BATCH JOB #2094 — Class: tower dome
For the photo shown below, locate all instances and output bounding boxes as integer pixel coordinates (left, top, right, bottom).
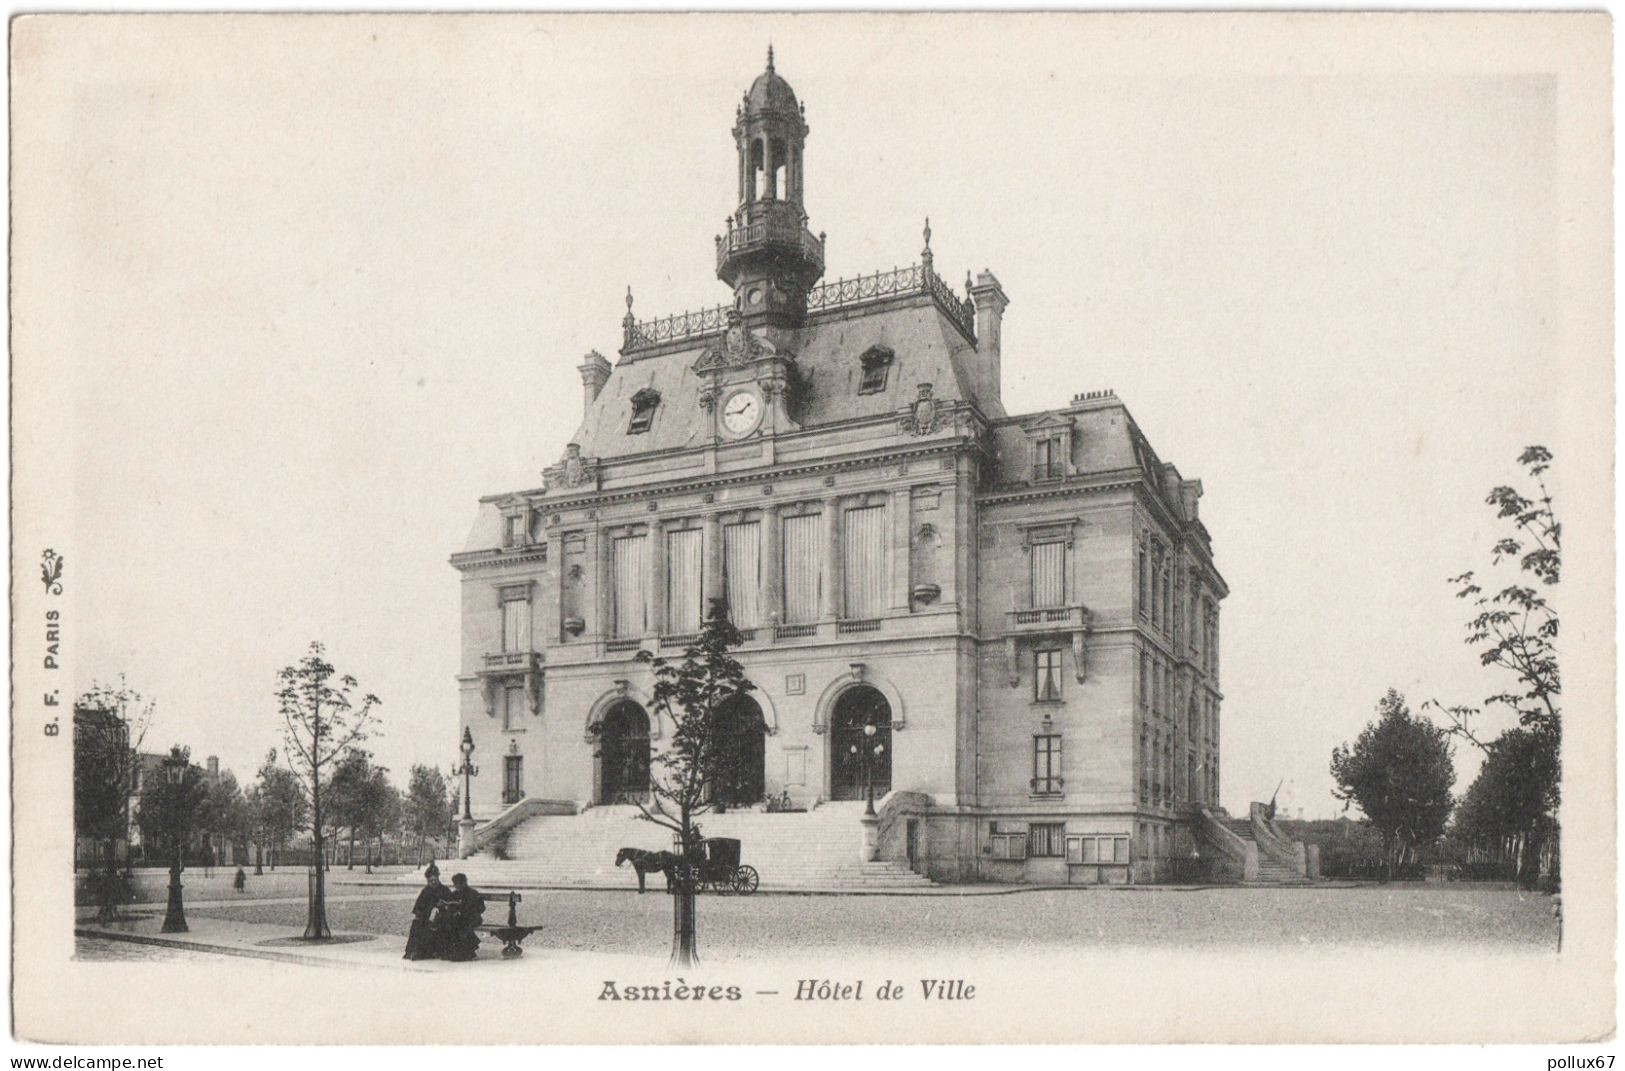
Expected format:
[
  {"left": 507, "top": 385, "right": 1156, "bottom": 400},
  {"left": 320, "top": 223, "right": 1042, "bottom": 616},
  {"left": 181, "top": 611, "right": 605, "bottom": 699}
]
[{"left": 744, "top": 47, "right": 800, "bottom": 116}]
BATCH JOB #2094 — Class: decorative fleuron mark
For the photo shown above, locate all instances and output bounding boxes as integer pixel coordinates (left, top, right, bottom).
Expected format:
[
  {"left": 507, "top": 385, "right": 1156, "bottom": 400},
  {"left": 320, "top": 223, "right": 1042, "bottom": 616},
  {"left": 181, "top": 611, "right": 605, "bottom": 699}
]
[{"left": 40, "top": 549, "right": 63, "bottom": 595}]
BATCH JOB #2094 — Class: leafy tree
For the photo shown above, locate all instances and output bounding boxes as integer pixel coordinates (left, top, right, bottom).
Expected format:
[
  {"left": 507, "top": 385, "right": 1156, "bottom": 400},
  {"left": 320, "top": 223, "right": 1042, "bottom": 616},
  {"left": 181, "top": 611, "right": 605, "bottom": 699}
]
[
  {"left": 198, "top": 771, "right": 251, "bottom": 867},
  {"left": 355, "top": 764, "right": 399, "bottom": 872},
  {"left": 1451, "top": 727, "right": 1560, "bottom": 882},
  {"left": 248, "top": 750, "right": 308, "bottom": 871},
  {"left": 328, "top": 751, "right": 373, "bottom": 868},
  {"left": 276, "top": 641, "right": 381, "bottom": 940},
  {"left": 135, "top": 747, "right": 208, "bottom": 864},
  {"left": 602, "top": 599, "right": 758, "bottom": 966},
  {"left": 1330, "top": 689, "right": 1455, "bottom": 872},
  {"left": 72, "top": 678, "right": 154, "bottom": 876},
  {"left": 404, "top": 764, "right": 453, "bottom": 865}
]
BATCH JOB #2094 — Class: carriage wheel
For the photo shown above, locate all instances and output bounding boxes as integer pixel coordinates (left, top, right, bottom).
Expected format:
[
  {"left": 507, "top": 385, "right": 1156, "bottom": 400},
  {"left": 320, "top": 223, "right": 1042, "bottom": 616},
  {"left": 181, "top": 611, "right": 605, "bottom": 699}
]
[
  {"left": 733, "top": 866, "right": 759, "bottom": 895},
  {"left": 712, "top": 876, "right": 734, "bottom": 896}
]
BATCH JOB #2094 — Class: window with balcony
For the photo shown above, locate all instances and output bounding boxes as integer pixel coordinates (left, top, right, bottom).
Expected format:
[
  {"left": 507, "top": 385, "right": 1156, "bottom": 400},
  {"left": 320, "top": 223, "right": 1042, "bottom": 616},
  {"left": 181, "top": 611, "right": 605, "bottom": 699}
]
[
  {"left": 781, "top": 513, "right": 822, "bottom": 625},
  {"left": 1030, "top": 540, "right": 1066, "bottom": 608},
  {"left": 501, "top": 590, "right": 532, "bottom": 654},
  {"left": 1033, "top": 649, "right": 1063, "bottom": 702},
  {"left": 1027, "top": 822, "right": 1065, "bottom": 858},
  {"left": 627, "top": 388, "right": 660, "bottom": 435},
  {"left": 665, "top": 527, "right": 702, "bottom": 635},
  {"left": 1032, "top": 734, "right": 1063, "bottom": 795},
  {"left": 842, "top": 505, "right": 887, "bottom": 619},
  {"left": 723, "top": 521, "right": 761, "bottom": 628},
  {"left": 857, "top": 345, "right": 894, "bottom": 394},
  {"left": 612, "top": 533, "right": 649, "bottom": 638}
]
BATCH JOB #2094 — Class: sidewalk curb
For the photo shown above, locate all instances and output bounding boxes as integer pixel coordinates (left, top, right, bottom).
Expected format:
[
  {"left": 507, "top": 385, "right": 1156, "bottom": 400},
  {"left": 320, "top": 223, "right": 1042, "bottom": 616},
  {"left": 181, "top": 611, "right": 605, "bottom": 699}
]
[{"left": 74, "top": 927, "right": 432, "bottom": 972}]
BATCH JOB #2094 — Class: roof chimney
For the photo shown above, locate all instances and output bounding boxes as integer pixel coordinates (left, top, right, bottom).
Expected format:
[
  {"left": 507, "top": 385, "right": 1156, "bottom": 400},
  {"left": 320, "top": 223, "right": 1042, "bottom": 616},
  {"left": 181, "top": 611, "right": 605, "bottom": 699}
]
[
  {"left": 577, "top": 350, "right": 611, "bottom": 419},
  {"left": 970, "top": 270, "right": 1010, "bottom": 408}
]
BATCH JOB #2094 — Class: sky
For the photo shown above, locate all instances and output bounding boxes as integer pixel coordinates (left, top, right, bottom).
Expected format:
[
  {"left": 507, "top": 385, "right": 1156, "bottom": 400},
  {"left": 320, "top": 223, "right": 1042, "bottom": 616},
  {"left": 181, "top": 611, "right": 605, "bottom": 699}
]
[{"left": 24, "top": 15, "right": 1585, "bottom": 819}]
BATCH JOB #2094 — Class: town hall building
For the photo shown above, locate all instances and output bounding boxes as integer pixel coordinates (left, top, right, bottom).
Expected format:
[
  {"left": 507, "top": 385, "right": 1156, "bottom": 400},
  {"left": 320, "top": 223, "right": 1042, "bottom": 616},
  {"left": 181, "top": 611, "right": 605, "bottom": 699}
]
[{"left": 449, "top": 54, "right": 1255, "bottom": 886}]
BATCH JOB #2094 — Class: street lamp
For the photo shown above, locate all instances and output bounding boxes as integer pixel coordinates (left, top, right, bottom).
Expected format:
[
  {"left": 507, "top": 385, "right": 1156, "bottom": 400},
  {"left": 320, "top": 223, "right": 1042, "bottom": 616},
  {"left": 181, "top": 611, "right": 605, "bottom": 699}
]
[
  {"left": 851, "top": 722, "right": 885, "bottom": 817},
  {"left": 160, "top": 746, "right": 189, "bottom": 933},
  {"left": 452, "top": 727, "right": 479, "bottom": 820}
]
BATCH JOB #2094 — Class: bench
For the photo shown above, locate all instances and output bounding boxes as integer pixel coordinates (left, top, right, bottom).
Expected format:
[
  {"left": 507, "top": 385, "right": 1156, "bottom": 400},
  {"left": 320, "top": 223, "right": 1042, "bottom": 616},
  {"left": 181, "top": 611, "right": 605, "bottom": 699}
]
[{"left": 474, "top": 891, "right": 542, "bottom": 958}]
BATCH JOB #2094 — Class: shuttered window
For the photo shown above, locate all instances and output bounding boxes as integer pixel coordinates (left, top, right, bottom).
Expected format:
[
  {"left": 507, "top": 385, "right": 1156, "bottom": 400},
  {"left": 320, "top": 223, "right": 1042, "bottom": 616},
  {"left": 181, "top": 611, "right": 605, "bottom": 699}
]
[
  {"left": 612, "top": 535, "right": 649, "bottom": 638},
  {"left": 1031, "top": 540, "right": 1066, "bottom": 607},
  {"left": 723, "top": 522, "right": 761, "bottom": 628},
  {"left": 782, "top": 514, "right": 821, "bottom": 624},
  {"left": 502, "top": 596, "right": 531, "bottom": 653},
  {"left": 842, "top": 505, "right": 887, "bottom": 618},
  {"left": 665, "top": 528, "right": 703, "bottom": 634}
]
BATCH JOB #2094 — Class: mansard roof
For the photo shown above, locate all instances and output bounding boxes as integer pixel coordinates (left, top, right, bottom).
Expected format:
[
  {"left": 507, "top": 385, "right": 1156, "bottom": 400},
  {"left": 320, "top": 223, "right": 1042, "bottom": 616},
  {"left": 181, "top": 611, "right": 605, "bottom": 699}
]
[{"left": 561, "top": 297, "right": 986, "bottom": 466}]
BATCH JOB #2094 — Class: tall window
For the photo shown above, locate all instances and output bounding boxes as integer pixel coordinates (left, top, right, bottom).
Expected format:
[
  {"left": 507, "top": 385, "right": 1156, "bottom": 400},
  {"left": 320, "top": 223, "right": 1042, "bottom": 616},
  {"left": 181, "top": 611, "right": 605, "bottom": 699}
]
[
  {"left": 1027, "top": 822, "right": 1065, "bottom": 858},
  {"left": 781, "top": 513, "right": 821, "bottom": 624},
  {"left": 665, "top": 528, "right": 702, "bottom": 634},
  {"left": 1138, "top": 652, "right": 1149, "bottom": 708},
  {"left": 1034, "top": 649, "right": 1063, "bottom": 702},
  {"left": 723, "top": 521, "right": 761, "bottom": 628},
  {"left": 501, "top": 591, "right": 531, "bottom": 653},
  {"left": 612, "top": 533, "right": 649, "bottom": 638},
  {"left": 1031, "top": 540, "right": 1066, "bottom": 607},
  {"left": 504, "top": 513, "right": 526, "bottom": 548},
  {"left": 1139, "top": 727, "right": 1150, "bottom": 804},
  {"left": 1150, "top": 541, "right": 1165, "bottom": 628},
  {"left": 502, "top": 683, "right": 526, "bottom": 732},
  {"left": 1032, "top": 735, "right": 1062, "bottom": 794},
  {"left": 1033, "top": 438, "right": 1062, "bottom": 481},
  {"left": 503, "top": 755, "right": 524, "bottom": 805},
  {"left": 1137, "top": 539, "right": 1150, "bottom": 618},
  {"left": 842, "top": 505, "right": 887, "bottom": 618}
]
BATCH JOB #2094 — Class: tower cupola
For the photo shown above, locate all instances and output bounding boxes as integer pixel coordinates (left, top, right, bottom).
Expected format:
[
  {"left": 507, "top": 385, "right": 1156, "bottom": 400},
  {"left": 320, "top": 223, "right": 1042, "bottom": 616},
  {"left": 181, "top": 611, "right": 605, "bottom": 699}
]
[{"left": 716, "top": 48, "right": 825, "bottom": 327}]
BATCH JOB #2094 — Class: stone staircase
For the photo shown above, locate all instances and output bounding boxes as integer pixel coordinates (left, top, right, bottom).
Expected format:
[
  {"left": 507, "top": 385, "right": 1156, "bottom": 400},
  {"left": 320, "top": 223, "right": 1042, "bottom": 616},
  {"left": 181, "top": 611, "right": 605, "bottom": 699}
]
[
  {"left": 440, "top": 802, "right": 934, "bottom": 892},
  {"left": 1219, "top": 817, "right": 1310, "bottom": 885}
]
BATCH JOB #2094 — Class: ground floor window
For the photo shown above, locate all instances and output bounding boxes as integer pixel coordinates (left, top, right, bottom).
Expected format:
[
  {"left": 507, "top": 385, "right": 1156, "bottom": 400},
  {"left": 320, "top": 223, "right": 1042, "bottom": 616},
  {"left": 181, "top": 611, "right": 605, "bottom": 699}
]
[
  {"left": 1068, "top": 834, "right": 1129, "bottom": 864},
  {"left": 1027, "top": 822, "right": 1065, "bottom": 858},
  {"left": 988, "top": 821, "right": 1027, "bottom": 860}
]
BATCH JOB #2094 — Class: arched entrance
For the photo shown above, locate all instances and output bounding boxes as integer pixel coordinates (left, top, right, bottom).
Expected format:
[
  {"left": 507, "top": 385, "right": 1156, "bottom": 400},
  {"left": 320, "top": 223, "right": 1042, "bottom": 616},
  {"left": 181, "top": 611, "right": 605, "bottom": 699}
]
[
  {"left": 829, "top": 685, "right": 892, "bottom": 802},
  {"left": 598, "top": 700, "right": 651, "bottom": 804},
  {"left": 713, "top": 695, "right": 767, "bottom": 808}
]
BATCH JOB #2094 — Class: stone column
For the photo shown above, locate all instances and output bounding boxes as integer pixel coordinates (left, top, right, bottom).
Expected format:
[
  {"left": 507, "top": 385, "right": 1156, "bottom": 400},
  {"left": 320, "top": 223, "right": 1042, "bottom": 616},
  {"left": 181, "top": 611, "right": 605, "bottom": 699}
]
[
  {"left": 822, "top": 498, "right": 843, "bottom": 620},
  {"left": 545, "top": 530, "right": 565, "bottom": 647},
  {"left": 703, "top": 512, "right": 723, "bottom": 618},
  {"left": 595, "top": 528, "right": 612, "bottom": 643},
  {"left": 761, "top": 503, "right": 781, "bottom": 627},
  {"left": 649, "top": 519, "right": 666, "bottom": 637},
  {"left": 892, "top": 488, "right": 912, "bottom": 610}
]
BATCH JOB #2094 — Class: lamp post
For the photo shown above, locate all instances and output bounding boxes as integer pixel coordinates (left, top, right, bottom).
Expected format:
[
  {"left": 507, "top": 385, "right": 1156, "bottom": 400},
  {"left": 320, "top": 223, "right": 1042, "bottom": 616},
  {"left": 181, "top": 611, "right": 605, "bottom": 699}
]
[
  {"left": 850, "top": 722, "right": 886, "bottom": 817},
  {"left": 452, "top": 727, "right": 479, "bottom": 858},
  {"left": 160, "top": 746, "right": 189, "bottom": 934}
]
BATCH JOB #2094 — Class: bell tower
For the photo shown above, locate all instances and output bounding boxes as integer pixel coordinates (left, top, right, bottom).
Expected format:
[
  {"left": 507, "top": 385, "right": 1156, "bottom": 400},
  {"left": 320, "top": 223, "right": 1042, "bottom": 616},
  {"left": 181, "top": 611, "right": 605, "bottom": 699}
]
[{"left": 716, "top": 48, "right": 826, "bottom": 328}]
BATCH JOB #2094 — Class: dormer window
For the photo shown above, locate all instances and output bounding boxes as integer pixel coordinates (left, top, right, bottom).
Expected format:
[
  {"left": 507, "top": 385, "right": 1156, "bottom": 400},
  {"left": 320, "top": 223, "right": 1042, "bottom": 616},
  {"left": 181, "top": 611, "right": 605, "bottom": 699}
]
[
  {"left": 1033, "top": 437, "right": 1063, "bottom": 481},
  {"left": 857, "top": 346, "right": 894, "bottom": 394},
  {"left": 504, "top": 511, "right": 527, "bottom": 548},
  {"left": 628, "top": 388, "right": 661, "bottom": 434}
]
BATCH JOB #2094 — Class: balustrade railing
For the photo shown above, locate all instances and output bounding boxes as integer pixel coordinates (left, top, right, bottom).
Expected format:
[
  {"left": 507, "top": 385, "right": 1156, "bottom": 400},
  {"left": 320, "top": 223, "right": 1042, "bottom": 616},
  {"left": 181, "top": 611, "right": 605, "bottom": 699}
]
[
  {"left": 622, "top": 260, "right": 977, "bottom": 352},
  {"left": 716, "top": 221, "right": 825, "bottom": 275}
]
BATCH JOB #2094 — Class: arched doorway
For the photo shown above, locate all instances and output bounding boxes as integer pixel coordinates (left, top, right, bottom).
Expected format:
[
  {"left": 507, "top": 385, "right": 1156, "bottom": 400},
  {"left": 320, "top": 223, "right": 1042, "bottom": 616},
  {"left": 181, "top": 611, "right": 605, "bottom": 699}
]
[
  {"left": 713, "top": 695, "right": 767, "bottom": 809},
  {"left": 829, "top": 685, "right": 892, "bottom": 802},
  {"left": 598, "top": 700, "right": 651, "bottom": 804}
]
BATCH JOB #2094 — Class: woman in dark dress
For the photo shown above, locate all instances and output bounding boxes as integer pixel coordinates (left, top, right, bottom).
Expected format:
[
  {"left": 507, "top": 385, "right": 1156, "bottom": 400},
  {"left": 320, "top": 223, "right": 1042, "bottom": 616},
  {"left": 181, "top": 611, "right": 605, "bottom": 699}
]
[
  {"left": 436, "top": 873, "right": 485, "bottom": 962},
  {"left": 403, "top": 863, "right": 446, "bottom": 960}
]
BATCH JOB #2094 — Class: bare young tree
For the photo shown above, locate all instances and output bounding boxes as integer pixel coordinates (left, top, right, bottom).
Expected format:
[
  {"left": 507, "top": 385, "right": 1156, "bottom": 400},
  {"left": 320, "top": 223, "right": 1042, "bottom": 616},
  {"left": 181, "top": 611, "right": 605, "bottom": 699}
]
[{"left": 276, "top": 641, "right": 381, "bottom": 940}]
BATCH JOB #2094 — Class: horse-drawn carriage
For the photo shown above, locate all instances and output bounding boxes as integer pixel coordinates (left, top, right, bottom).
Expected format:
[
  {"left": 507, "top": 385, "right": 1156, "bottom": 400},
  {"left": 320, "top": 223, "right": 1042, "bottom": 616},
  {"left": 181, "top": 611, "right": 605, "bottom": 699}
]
[
  {"left": 689, "top": 836, "right": 759, "bottom": 896},
  {"left": 615, "top": 836, "right": 760, "bottom": 895}
]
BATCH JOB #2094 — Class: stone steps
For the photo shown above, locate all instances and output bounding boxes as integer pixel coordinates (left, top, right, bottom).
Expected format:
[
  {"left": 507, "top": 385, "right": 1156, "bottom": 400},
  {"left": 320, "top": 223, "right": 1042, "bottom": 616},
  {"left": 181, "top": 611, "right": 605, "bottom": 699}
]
[{"left": 448, "top": 802, "right": 933, "bottom": 891}]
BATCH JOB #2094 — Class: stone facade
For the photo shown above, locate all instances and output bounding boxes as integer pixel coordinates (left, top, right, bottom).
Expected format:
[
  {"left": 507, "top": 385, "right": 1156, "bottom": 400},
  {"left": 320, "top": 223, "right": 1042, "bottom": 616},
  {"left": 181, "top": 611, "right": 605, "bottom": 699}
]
[{"left": 450, "top": 54, "right": 1226, "bottom": 884}]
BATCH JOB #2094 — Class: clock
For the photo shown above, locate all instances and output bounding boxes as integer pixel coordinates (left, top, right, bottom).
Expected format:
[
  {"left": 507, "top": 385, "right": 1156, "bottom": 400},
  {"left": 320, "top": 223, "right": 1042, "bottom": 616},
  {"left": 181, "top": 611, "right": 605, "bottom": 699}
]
[{"left": 720, "top": 388, "right": 763, "bottom": 437}]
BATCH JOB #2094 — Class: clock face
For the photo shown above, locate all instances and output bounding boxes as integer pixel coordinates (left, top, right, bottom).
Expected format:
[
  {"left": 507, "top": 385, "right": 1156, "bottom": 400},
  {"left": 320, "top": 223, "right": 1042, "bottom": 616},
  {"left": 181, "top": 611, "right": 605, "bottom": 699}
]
[{"left": 721, "top": 390, "right": 763, "bottom": 436}]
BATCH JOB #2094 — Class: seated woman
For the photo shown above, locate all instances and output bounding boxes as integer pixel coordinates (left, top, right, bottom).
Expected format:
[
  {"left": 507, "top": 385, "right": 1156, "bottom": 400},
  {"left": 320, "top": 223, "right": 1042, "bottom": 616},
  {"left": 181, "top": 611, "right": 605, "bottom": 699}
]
[
  {"left": 403, "top": 863, "right": 446, "bottom": 961},
  {"left": 433, "top": 873, "right": 486, "bottom": 962}
]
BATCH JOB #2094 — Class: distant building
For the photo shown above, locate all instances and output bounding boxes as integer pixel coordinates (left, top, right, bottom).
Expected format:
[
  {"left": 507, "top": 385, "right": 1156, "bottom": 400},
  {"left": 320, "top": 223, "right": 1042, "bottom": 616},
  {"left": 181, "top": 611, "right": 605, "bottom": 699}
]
[{"left": 452, "top": 54, "right": 1227, "bottom": 883}]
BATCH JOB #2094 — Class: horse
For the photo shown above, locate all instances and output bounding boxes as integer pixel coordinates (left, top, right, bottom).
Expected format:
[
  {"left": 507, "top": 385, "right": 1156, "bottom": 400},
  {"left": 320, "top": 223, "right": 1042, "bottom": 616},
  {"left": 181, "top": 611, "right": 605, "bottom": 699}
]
[{"left": 615, "top": 847, "right": 683, "bottom": 893}]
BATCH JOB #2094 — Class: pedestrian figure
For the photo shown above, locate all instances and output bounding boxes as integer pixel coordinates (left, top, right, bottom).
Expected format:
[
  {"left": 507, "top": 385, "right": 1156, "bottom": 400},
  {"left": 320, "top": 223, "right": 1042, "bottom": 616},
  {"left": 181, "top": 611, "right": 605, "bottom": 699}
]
[
  {"left": 435, "top": 873, "right": 486, "bottom": 962},
  {"left": 233, "top": 867, "right": 246, "bottom": 894},
  {"left": 403, "top": 863, "right": 446, "bottom": 961}
]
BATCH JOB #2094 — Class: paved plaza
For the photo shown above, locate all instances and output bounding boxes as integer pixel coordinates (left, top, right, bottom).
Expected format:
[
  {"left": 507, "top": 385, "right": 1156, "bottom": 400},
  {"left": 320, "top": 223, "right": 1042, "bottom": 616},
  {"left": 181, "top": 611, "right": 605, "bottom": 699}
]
[{"left": 78, "top": 880, "right": 1560, "bottom": 967}]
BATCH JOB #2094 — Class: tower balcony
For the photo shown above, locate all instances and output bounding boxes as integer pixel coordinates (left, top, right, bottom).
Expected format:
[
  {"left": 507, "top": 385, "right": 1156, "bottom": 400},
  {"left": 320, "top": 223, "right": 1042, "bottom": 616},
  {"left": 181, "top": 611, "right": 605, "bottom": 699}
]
[{"left": 716, "top": 209, "right": 825, "bottom": 283}]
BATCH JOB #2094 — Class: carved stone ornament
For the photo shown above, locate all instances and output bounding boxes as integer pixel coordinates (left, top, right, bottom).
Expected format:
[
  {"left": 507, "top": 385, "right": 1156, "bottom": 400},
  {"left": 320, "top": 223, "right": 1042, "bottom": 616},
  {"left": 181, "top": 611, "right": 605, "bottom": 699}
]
[
  {"left": 898, "top": 382, "right": 942, "bottom": 436},
  {"left": 694, "top": 309, "right": 766, "bottom": 372},
  {"left": 545, "top": 443, "right": 600, "bottom": 491}
]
